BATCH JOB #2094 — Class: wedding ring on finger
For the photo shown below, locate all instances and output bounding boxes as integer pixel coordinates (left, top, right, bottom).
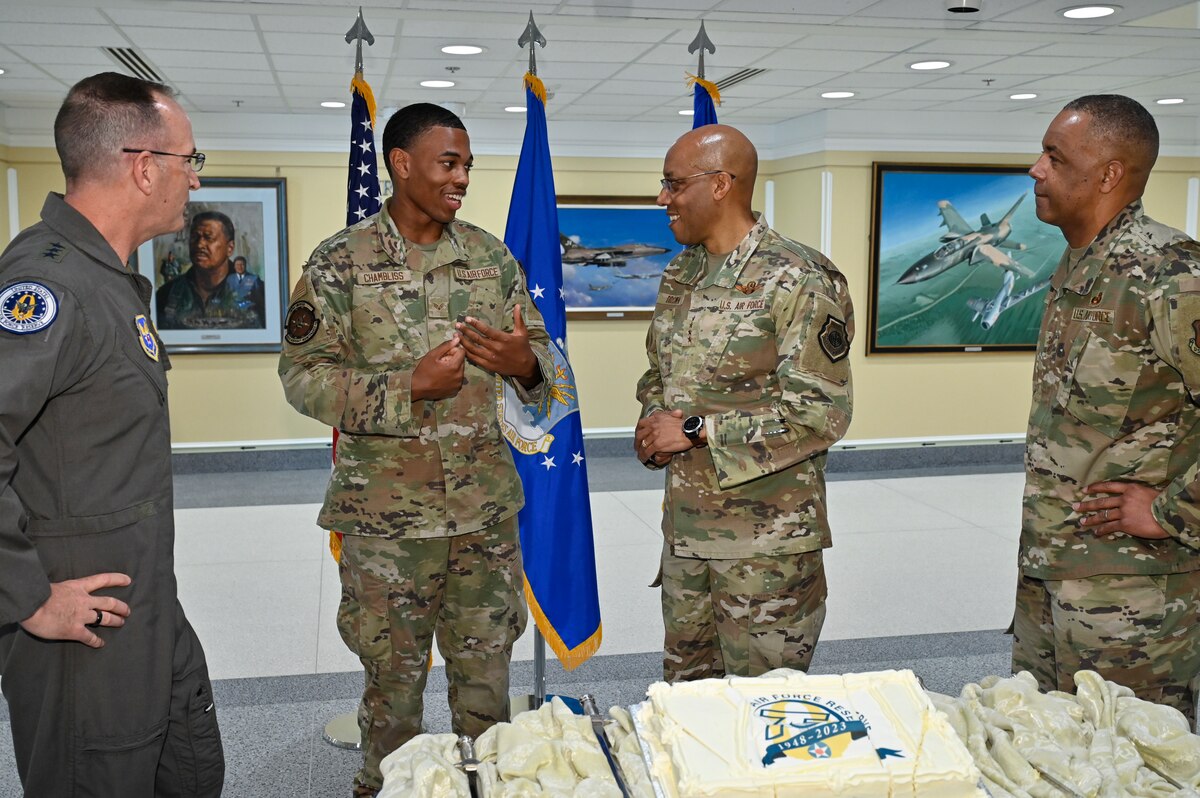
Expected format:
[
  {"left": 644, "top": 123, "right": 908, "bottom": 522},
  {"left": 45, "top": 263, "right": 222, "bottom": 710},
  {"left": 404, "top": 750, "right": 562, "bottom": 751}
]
[
  {"left": 85, "top": 610, "right": 102, "bottom": 628},
  {"left": 1103, "top": 509, "right": 1110, "bottom": 521}
]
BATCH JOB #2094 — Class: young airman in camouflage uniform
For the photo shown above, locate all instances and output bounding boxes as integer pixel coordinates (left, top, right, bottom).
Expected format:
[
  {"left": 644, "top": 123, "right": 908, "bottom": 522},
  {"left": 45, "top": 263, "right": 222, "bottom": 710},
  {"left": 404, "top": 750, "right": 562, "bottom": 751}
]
[
  {"left": 279, "top": 104, "right": 553, "bottom": 796},
  {"left": 1014, "top": 95, "right": 1200, "bottom": 722},
  {"left": 636, "top": 125, "right": 853, "bottom": 682}
]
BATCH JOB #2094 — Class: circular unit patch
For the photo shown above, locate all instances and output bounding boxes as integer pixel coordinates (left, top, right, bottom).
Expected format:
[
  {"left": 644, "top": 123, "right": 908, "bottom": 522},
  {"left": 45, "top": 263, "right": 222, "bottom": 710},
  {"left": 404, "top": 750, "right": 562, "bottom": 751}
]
[
  {"left": 284, "top": 300, "right": 319, "bottom": 345},
  {"left": 0, "top": 282, "right": 58, "bottom": 335}
]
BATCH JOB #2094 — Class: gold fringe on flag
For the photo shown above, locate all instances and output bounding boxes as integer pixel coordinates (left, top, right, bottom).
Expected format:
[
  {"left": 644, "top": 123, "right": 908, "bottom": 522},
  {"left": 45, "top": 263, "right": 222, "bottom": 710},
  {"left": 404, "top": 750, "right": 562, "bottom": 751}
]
[
  {"left": 351, "top": 71, "right": 378, "bottom": 128},
  {"left": 329, "top": 531, "right": 343, "bottom": 563},
  {"left": 523, "top": 72, "right": 547, "bottom": 105},
  {"left": 524, "top": 579, "right": 602, "bottom": 671},
  {"left": 685, "top": 73, "right": 722, "bottom": 106}
]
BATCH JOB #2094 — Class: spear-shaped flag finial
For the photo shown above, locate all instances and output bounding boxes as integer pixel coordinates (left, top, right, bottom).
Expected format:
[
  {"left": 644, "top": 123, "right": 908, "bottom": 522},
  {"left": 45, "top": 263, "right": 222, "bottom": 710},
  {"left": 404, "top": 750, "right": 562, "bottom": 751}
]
[
  {"left": 688, "top": 20, "right": 716, "bottom": 80},
  {"left": 345, "top": 7, "right": 375, "bottom": 75},
  {"left": 518, "top": 11, "right": 547, "bottom": 77}
]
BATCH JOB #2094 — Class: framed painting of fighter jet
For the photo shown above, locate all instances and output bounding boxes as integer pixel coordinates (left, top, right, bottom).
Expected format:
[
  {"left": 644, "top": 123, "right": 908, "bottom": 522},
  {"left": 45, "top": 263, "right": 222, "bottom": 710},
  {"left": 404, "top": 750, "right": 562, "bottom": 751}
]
[
  {"left": 867, "top": 163, "right": 1064, "bottom": 354},
  {"left": 556, "top": 195, "right": 681, "bottom": 320}
]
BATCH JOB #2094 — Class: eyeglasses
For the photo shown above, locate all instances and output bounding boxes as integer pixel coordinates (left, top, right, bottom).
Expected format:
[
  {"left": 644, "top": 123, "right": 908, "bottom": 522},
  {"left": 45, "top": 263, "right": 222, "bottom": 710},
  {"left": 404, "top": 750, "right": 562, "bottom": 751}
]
[
  {"left": 659, "top": 170, "right": 734, "bottom": 194},
  {"left": 121, "top": 148, "right": 206, "bottom": 173}
]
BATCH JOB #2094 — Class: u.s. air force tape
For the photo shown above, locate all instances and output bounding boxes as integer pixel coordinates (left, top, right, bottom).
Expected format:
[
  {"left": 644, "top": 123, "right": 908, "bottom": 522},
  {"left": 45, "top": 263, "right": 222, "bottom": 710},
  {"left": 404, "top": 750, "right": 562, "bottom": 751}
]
[
  {"left": 284, "top": 300, "right": 319, "bottom": 345},
  {"left": 0, "top": 282, "right": 58, "bottom": 335}
]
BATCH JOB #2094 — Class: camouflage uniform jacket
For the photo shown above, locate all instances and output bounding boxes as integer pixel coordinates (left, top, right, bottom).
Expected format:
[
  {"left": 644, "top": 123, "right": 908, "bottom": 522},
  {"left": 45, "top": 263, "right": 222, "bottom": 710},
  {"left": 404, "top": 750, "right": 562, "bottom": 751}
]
[
  {"left": 636, "top": 216, "right": 854, "bottom": 559},
  {"left": 1022, "top": 200, "right": 1200, "bottom": 579},
  {"left": 278, "top": 206, "right": 554, "bottom": 539}
]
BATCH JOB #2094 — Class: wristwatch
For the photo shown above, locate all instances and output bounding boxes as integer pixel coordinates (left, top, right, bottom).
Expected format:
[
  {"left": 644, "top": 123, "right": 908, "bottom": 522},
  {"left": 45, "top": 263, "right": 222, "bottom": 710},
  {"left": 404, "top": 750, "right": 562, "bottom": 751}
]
[{"left": 682, "top": 415, "right": 705, "bottom": 445}]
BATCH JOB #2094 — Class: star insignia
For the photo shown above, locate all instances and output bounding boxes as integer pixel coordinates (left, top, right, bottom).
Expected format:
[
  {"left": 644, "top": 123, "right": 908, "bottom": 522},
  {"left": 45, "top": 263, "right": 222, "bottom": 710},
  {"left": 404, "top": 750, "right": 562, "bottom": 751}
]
[
  {"left": 540, "top": 455, "right": 556, "bottom": 470},
  {"left": 572, "top": 452, "right": 584, "bottom": 466},
  {"left": 357, "top": 163, "right": 372, "bottom": 177},
  {"left": 358, "top": 139, "right": 373, "bottom": 154},
  {"left": 355, "top": 185, "right": 369, "bottom": 198},
  {"left": 353, "top": 207, "right": 367, "bottom": 220},
  {"left": 531, "top": 284, "right": 545, "bottom": 300}
]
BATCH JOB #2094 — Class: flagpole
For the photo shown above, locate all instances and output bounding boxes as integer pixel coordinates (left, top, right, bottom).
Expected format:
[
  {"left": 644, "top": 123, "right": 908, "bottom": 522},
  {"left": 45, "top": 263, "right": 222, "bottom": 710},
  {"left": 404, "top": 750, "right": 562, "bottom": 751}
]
[{"left": 323, "top": 6, "right": 381, "bottom": 750}]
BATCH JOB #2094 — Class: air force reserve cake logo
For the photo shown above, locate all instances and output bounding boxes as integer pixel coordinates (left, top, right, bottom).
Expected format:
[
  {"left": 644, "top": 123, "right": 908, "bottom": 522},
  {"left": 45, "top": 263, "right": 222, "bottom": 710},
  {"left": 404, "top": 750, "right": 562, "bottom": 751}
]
[
  {"left": 751, "top": 693, "right": 903, "bottom": 767},
  {"left": 0, "top": 282, "right": 58, "bottom": 335},
  {"left": 499, "top": 338, "right": 578, "bottom": 454}
]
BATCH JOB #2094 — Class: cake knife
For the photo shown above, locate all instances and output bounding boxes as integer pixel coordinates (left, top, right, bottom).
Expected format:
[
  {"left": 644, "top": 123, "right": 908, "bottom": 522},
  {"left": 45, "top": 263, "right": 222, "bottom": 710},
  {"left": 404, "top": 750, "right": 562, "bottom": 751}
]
[
  {"left": 456, "top": 734, "right": 483, "bottom": 798},
  {"left": 1030, "top": 763, "right": 1085, "bottom": 798},
  {"left": 581, "top": 694, "right": 632, "bottom": 798}
]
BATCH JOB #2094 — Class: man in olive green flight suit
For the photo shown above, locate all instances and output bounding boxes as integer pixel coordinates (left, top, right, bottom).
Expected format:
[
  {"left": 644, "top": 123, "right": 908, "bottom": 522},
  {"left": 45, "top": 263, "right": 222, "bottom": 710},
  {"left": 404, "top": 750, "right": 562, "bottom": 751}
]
[
  {"left": 636, "top": 124, "right": 854, "bottom": 682},
  {"left": 0, "top": 72, "right": 223, "bottom": 797},
  {"left": 279, "top": 103, "right": 553, "bottom": 796},
  {"left": 1014, "top": 94, "right": 1200, "bottom": 723}
]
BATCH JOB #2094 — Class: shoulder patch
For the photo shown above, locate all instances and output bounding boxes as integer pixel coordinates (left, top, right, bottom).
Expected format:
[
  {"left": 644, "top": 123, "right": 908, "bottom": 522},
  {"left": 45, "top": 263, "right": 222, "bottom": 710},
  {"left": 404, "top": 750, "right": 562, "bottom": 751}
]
[
  {"left": 818, "top": 315, "right": 850, "bottom": 363},
  {"left": 0, "top": 281, "right": 59, "bottom": 335},
  {"left": 284, "top": 300, "right": 319, "bottom": 345}
]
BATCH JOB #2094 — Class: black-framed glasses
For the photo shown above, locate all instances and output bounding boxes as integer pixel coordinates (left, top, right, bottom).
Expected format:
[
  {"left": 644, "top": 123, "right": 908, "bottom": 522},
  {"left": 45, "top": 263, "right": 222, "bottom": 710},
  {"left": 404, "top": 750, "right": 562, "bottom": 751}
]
[
  {"left": 659, "top": 170, "right": 734, "bottom": 194},
  {"left": 121, "top": 148, "right": 206, "bottom": 172}
]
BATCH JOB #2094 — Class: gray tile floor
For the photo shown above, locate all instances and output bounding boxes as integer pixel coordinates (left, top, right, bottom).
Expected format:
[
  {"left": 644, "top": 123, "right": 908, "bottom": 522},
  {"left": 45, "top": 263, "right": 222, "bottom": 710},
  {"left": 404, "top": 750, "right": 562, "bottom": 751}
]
[{"left": 0, "top": 452, "right": 1024, "bottom": 797}]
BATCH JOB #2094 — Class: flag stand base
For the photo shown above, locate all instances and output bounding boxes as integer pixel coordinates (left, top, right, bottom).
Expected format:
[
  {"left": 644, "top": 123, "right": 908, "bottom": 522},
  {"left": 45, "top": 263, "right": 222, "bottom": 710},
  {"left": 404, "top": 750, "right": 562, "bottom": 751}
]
[{"left": 322, "top": 711, "right": 362, "bottom": 750}]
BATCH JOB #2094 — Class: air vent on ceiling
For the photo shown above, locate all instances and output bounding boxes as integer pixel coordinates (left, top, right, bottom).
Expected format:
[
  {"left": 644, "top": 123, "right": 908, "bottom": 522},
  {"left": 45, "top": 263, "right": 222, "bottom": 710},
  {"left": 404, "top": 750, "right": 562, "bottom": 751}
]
[
  {"left": 714, "top": 68, "right": 767, "bottom": 92},
  {"left": 103, "top": 47, "right": 164, "bottom": 83}
]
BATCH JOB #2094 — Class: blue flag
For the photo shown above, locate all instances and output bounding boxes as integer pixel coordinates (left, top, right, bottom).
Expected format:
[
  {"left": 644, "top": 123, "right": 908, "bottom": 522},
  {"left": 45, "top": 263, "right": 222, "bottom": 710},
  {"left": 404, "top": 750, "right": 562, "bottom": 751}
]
[
  {"left": 692, "top": 80, "right": 719, "bottom": 127},
  {"left": 499, "top": 75, "right": 602, "bottom": 670},
  {"left": 346, "top": 72, "right": 382, "bottom": 227}
]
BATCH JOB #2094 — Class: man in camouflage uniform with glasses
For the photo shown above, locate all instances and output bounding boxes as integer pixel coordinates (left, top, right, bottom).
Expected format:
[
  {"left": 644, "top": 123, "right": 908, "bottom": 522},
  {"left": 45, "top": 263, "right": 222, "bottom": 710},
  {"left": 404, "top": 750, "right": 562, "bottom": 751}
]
[
  {"left": 636, "top": 124, "right": 854, "bottom": 682},
  {"left": 1014, "top": 94, "right": 1200, "bottom": 723}
]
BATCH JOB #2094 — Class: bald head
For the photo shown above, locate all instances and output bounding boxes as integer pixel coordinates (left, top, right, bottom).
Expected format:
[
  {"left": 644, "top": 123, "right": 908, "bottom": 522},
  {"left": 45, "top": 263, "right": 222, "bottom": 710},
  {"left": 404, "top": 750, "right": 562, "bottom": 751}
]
[{"left": 669, "top": 124, "right": 758, "bottom": 203}]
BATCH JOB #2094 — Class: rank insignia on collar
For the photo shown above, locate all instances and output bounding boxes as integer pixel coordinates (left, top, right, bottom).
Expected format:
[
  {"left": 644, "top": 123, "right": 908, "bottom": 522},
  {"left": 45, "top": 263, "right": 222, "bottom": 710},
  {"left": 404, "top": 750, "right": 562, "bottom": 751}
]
[
  {"left": 134, "top": 314, "right": 159, "bottom": 361},
  {"left": 0, "top": 282, "right": 58, "bottom": 335},
  {"left": 41, "top": 242, "right": 67, "bottom": 262},
  {"left": 818, "top": 315, "right": 850, "bottom": 363}
]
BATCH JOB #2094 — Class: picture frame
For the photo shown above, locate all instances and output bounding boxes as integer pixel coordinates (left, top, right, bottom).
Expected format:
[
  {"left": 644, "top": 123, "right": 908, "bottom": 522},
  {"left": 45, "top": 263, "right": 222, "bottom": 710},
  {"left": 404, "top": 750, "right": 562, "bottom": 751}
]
[
  {"left": 136, "top": 177, "right": 288, "bottom": 353},
  {"left": 557, "top": 195, "right": 681, "bottom": 320},
  {"left": 867, "top": 163, "right": 1064, "bottom": 354}
]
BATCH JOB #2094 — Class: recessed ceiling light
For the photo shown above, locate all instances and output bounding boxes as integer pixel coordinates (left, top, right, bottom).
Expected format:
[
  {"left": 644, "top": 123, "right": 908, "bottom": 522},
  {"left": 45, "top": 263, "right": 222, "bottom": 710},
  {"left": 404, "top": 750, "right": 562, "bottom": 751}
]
[
  {"left": 442, "top": 45, "right": 483, "bottom": 56},
  {"left": 909, "top": 60, "right": 951, "bottom": 71},
  {"left": 1157, "top": 98, "right": 1185, "bottom": 105},
  {"left": 420, "top": 80, "right": 456, "bottom": 89},
  {"left": 504, "top": 106, "right": 526, "bottom": 113},
  {"left": 1060, "top": 5, "right": 1117, "bottom": 19},
  {"left": 0, "top": 68, "right": 6, "bottom": 76},
  {"left": 679, "top": 109, "right": 695, "bottom": 116},
  {"left": 821, "top": 91, "right": 856, "bottom": 99},
  {"left": 1010, "top": 93, "right": 1038, "bottom": 100},
  {"left": 320, "top": 101, "right": 346, "bottom": 108}
]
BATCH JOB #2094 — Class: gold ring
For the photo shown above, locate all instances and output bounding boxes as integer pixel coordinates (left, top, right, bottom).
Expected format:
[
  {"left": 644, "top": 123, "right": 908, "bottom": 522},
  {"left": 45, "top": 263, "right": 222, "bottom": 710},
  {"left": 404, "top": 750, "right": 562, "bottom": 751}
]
[{"left": 1103, "top": 509, "right": 1109, "bottom": 521}]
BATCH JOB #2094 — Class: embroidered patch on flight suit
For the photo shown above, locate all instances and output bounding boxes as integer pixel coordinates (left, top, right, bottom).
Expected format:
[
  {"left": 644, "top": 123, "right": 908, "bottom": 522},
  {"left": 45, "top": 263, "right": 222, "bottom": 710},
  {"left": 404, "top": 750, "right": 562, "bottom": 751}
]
[
  {"left": 40, "top": 242, "right": 67, "bottom": 263},
  {"left": 134, "top": 314, "right": 159, "bottom": 361},
  {"left": 1170, "top": 293, "right": 1200, "bottom": 392},
  {"left": 0, "top": 281, "right": 58, "bottom": 334},
  {"left": 818, "top": 315, "right": 850, "bottom": 363},
  {"left": 734, "top": 280, "right": 761, "bottom": 295},
  {"left": 1191, "top": 320, "right": 1200, "bottom": 357},
  {"left": 284, "top": 300, "right": 320, "bottom": 345}
]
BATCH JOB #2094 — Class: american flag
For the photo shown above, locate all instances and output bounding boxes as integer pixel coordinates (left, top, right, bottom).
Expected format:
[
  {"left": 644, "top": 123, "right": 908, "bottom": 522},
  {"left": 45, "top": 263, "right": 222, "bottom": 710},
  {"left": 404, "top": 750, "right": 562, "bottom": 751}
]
[{"left": 346, "top": 72, "right": 383, "bottom": 227}]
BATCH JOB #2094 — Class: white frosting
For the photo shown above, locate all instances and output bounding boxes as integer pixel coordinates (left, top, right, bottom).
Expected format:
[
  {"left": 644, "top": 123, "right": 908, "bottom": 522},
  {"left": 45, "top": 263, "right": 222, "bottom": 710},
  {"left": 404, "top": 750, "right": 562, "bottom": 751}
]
[{"left": 634, "top": 669, "right": 986, "bottom": 798}]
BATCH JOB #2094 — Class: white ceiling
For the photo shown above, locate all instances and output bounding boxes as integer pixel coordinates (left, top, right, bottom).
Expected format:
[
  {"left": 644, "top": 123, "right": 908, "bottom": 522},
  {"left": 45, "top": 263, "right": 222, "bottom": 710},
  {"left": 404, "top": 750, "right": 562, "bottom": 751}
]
[{"left": 1, "top": 0, "right": 1200, "bottom": 158}]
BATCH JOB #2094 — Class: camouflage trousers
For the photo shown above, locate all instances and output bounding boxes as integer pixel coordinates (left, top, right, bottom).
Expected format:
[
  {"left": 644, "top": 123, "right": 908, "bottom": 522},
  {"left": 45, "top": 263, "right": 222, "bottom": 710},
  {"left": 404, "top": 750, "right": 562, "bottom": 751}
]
[
  {"left": 1012, "top": 570, "right": 1200, "bottom": 723},
  {"left": 659, "top": 540, "right": 827, "bottom": 682},
  {"left": 337, "top": 516, "right": 527, "bottom": 796}
]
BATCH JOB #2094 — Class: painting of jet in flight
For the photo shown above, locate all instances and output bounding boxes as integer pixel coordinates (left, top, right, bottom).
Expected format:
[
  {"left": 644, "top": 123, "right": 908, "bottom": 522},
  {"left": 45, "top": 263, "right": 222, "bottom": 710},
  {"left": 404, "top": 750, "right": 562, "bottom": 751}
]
[
  {"left": 896, "top": 194, "right": 1032, "bottom": 284},
  {"left": 560, "top": 234, "right": 668, "bottom": 268},
  {"left": 869, "top": 164, "right": 1065, "bottom": 353}
]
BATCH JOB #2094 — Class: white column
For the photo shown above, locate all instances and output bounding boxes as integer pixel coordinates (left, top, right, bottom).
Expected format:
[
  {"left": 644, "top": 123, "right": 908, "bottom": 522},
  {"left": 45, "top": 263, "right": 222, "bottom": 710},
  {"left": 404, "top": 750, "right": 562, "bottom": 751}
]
[
  {"left": 6, "top": 168, "right": 17, "bottom": 243},
  {"left": 764, "top": 178, "right": 775, "bottom": 228},
  {"left": 1187, "top": 177, "right": 1199, "bottom": 239},
  {"left": 820, "top": 169, "right": 833, "bottom": 257}
]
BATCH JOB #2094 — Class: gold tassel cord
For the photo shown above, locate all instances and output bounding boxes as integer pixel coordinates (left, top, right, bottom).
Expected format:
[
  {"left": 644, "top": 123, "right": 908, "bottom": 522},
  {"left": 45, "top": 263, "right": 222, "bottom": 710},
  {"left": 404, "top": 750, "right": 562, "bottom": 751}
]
[
  {"left": 685, "top": 73, "right": 722, "bottom": 106},
  {"left": 351, "top": 71, "right": 378, "bottom": 128},
  {"left": 523, "top": 72, "right": 547, "bottom": 105}
]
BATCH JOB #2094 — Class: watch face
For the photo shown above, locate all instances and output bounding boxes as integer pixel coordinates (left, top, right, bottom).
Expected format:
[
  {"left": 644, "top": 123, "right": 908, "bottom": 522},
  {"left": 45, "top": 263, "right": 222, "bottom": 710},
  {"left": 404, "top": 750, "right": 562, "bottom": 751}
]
[{"left": 684, "top": 416, "right": 703, "bottom": 436}]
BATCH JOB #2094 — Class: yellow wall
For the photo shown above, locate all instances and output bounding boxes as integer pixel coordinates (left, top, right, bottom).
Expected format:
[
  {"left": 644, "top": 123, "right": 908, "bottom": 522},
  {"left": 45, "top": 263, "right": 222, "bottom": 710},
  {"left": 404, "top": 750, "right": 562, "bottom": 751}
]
[{"left": 5, "top": 145, "right": 1198, "bottom": 446}]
